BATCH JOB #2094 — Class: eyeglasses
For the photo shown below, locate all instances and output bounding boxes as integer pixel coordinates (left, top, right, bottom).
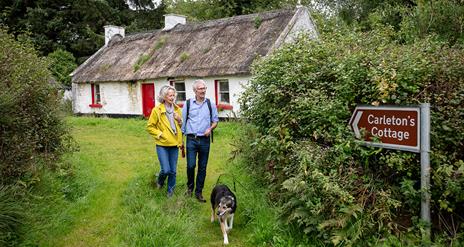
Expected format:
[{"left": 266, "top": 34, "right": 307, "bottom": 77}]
[{"left": 196, "top": 87, "right": 207, "bottom": 91}]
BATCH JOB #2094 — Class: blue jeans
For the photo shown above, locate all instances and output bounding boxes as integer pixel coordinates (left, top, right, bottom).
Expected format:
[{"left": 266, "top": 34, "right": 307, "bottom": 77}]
[
  {"left": 156, "top": 145, "right": 179, "bottom": 193},
  {"left": 186, "top": 135, "right": 210, "bottom": 195}
]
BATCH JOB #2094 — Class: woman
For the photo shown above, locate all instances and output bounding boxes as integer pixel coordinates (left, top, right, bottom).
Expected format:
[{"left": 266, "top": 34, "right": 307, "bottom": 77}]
[{"left": 147, "top": 85, "right": 183, "bottom": 197}]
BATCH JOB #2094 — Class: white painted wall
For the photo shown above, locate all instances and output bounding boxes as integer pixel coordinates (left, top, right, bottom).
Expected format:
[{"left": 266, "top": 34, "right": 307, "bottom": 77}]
[
  {"left": 73, "top": 75, "right": 250, "bottom": 118},
  {"left": 152, "top": 76, "right": 249, "bottom": 118},
  {"left": 72, "top": 82, "right": 142, "bottom": 115}
]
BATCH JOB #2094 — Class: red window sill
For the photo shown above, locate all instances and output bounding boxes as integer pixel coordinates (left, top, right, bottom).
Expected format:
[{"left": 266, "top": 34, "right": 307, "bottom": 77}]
[
  {"left": 217, "top": 104, "right": 233, "bottom": 110},
  {"left": 89, "top": 104, "right": 103, "bottom": 108}
]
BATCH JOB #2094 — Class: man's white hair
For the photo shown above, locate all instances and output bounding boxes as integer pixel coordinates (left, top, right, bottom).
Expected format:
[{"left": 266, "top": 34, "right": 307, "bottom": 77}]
[{"left": 193, "top": 79, "right": 206, "bottom": 91}]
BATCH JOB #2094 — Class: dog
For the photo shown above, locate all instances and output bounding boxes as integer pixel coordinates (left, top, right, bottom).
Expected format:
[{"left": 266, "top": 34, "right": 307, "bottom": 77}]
[{"left": 210, "top": 184, "right": 237, "bottom": 245}]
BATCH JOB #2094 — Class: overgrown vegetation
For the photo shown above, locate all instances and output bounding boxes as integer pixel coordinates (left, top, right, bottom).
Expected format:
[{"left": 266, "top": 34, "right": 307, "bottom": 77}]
[
  {"left": 179, "top": 52, "right": 190, "bottom": 62},
  {"left": 321, "top": 0, "right": 464, "bottom": 46},
  {"left": 239, "top": 8, "right": 464, "bottom": 245},
  {"left": 0, "top": 186, "right": 22, "bottom": 245},
  {"left": 0, "top": 28, "right": 74, "bottom": 245},
  {"left": 133, "top": 54, "right": 151, "bottom": 72},
  {"left": 0, "top": 28, "right": 73, "bottom": 185},
  {"left": 254, "top": 15, "right": 263, "bottom": 28},
  {"left": 153, "top": 35, "right": 167, "bottom": 51}
]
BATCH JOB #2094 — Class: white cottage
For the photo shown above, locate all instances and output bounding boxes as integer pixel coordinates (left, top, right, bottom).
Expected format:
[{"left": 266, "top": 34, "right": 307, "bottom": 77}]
[{"left": 71, "top": 6, "right": 318, "bottom": 118}]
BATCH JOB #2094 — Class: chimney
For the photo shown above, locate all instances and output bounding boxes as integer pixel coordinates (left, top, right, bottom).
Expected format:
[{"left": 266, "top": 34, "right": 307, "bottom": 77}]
[
  {"left": 163, "top": 14, "right": 186, "bottom": 31},
  {"left": 104, "top": 25, "right": 125, "bottom": 46}
]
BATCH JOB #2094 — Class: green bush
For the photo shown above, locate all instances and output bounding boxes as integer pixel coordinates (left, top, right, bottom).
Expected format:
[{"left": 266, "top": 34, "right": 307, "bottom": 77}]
[
  {"left": 0, "top": 28, "right": 73, "bottom": 185},
  {"left": 239, "top": 26, "right": 464, "bottom": 245}
]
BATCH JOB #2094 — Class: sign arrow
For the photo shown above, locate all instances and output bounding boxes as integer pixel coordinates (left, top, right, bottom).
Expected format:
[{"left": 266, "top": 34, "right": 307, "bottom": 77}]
[{"left": 351, "top": 110, "right": 363, "bottom": 139}]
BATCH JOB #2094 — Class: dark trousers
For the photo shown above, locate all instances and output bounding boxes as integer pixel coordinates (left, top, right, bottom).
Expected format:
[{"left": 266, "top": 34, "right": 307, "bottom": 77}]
[{"left": 186, "top": 135, "right": 210, "bottom": 195}]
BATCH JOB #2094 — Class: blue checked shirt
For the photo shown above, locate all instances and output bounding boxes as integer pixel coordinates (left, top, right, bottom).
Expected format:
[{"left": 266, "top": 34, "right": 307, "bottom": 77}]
[{"left": 181, "top": 98, "right": 219, "bottom": 136}]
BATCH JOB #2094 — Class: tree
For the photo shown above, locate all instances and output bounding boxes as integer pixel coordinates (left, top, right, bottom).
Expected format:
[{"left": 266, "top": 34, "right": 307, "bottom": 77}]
[
  {"left": 0, "top": 0, "right": 167, "bottom": 63},
  {"left": 309, "top": 0, "right": 464, "bottom": 44},
  {"left": 47, "top": 49, "right": 77, "bottom": 88},
  {"left": 164, "top": 0, "right": 301, "bottom": 21},
  {"left": 125, "top": 1, "right": 167, "bottom": 33}
]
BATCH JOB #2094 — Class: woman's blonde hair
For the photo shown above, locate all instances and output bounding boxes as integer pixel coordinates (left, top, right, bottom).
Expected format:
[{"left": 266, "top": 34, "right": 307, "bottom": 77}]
[{"left": 157, "top": 85, "right": 177, "bottom": 103}]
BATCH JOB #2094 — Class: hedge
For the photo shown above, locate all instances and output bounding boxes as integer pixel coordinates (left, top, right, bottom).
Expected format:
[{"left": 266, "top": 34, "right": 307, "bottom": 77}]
[
  {"left": 239, "top": 26, "right": 464, "bottom": 245},
  {"left": 0, "top": 29, "right": 73, "bottom": 185}
]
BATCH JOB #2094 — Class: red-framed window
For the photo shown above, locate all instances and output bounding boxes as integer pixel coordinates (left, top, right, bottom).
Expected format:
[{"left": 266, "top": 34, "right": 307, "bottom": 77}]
[
  {"left": 89, "top": 83, "right": 102, "bottom": 108},
  {"left": 214, "top": 79, "right": 233, "bottom": 110},
  {"left": 169, "top": 80, "right": 186, "bottom": 106}
]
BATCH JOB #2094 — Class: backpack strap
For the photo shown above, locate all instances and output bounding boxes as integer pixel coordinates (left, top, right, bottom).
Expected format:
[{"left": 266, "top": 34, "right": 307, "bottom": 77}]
[
  {"left": 186, "top": 98, "right": 191, "bottom": 124},
  {"left": 205, "top": 99, "right": 213, "bottom": 143},
  {"left": 185, "top": 98, "right": 213, "bottom": 143}
]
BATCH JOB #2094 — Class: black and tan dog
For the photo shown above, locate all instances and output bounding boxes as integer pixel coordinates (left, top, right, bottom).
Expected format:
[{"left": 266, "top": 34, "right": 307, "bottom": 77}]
[{"left": 210, "top": 184, "right": 237, "bottom": 245}]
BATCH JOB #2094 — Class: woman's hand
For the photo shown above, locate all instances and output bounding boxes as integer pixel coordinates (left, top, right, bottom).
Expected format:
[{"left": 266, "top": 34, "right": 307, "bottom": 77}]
[{"left": 174, "top": 112, "right": 182, "bottom": 125}]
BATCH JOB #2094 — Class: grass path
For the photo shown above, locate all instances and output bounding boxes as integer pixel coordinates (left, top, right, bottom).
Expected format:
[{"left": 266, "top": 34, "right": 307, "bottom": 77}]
[
  {"left": 23, "top": 117, "right": 264, "bottom": 246},
  {"left": 57, "top": 119, "right": 150, "bottom": 246}
]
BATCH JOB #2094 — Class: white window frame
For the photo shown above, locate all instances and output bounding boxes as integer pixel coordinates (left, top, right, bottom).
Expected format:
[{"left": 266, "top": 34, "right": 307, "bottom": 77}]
[
  {"left": 171, "top": 80, "right": 186, "bottom": 103},
  {"left": 217, "top": 79, "right": 230, "bottom": 104}
]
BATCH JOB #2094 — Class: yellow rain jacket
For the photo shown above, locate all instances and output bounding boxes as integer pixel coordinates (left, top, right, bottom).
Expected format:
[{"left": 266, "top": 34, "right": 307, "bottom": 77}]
[{"left": 147, "top": 103, "right": 183, "bottom": 147}]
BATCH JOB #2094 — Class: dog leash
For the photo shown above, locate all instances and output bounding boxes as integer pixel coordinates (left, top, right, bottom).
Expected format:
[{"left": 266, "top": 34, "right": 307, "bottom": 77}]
[{"left": 215, "top": 173, "right": 245, "bottom": 192}]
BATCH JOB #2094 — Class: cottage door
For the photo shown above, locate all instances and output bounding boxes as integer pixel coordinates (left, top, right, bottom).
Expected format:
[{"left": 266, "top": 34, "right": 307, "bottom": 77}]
[{"left": 142, "top": 83, "right": 155, "bottom": 117}]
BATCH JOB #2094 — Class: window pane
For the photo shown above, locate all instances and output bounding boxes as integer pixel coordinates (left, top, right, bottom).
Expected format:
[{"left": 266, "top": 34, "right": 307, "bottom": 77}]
[
  {"left": 220, "top": 93, "right": 229, "bottom": 103},
  {"left": 177, "top": 92, "right": 186, "bottom": 101},
  {"left": 95, "top": 84, "right": 101, "bottom": 103},
  {"left": 175, "top": 82, "right": 185, "bottom": 91},
  {"left": 219, "top": 80, "right": 229, "bottom": 91}
]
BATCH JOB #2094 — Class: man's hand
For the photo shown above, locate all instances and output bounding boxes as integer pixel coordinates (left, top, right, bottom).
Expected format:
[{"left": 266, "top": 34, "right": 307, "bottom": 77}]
[{"left": 203, "top": 128, "right": 212, "bottom": 137}]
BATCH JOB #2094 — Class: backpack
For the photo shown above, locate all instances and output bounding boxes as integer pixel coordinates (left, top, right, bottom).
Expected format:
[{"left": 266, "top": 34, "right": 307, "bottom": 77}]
[{"left": 186, "top": 98, "right": 214, "bottom": 143}]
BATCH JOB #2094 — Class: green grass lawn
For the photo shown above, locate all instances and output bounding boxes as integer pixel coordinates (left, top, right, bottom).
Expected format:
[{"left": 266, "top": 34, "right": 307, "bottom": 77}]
[{"left": 19, "top": 117, "right": 283, "bottom": 247}]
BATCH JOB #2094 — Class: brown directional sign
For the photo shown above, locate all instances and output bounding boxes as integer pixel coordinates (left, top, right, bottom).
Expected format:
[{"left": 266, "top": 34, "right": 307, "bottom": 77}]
[{"left": 349, "top": 106, "right": 420, "bottom": 152}]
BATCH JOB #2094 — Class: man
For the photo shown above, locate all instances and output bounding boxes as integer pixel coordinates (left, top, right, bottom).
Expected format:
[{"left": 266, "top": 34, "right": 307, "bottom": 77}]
[{"left": 182, "top": 80, "right": 219, "bottom": 202}]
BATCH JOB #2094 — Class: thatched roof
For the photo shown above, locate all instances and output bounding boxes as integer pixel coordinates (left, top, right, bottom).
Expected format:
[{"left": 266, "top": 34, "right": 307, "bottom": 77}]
[{"left": 72, "top": 7, "right": 308, "bottom": 83}]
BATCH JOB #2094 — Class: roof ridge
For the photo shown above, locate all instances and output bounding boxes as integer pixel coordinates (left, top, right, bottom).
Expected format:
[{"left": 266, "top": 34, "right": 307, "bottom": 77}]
[{"left": 124, "top": 7, "right": 296, "bottom": 38}]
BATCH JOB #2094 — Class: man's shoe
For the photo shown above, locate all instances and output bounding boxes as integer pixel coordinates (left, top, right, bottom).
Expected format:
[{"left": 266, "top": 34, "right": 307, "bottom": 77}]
[
  {"left": 195, "top": 193, "right": 207, "bottom": 203},
  {"left": 185, "top": 189, "right": 193, "bottom": 197},
  {"left": 167, "top": 190, "right": 174, "bottom": 198},
  {"left": 156, "top": 182, "right": 163, "bottom": 189}
]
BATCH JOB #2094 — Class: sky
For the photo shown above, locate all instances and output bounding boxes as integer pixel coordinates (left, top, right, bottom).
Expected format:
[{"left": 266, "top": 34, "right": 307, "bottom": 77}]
[{"left": 126, "top": 0, "right": 162, "bottom": 10}]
